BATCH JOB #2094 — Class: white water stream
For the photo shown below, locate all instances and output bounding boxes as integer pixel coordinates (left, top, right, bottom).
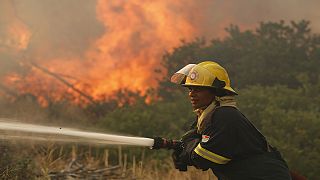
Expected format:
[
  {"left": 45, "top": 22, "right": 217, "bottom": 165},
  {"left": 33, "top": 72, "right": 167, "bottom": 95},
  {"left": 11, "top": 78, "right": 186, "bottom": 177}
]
[{"left": 0, "top": 118, "right": 154, "bottom": 147}]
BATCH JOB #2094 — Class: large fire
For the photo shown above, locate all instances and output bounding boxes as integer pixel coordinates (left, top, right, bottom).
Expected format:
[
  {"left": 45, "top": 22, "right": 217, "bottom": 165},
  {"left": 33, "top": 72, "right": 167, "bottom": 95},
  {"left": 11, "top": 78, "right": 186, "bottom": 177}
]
[
  {"left": 2, "top": 0, "right": 315, "bottom": 105},
  {"left": 1, "top": 0, "right": 208, "bottom": 105}
]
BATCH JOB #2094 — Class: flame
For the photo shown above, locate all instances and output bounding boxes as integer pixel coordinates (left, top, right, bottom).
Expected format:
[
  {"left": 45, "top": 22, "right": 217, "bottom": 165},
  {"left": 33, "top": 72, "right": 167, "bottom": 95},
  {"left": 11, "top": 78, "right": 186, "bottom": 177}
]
[
  {"left": 83, "top": 0, "right": 197, "bottom": 98},
  {"left": 3, "top": 0, "right": 202, "bottom": 104}
]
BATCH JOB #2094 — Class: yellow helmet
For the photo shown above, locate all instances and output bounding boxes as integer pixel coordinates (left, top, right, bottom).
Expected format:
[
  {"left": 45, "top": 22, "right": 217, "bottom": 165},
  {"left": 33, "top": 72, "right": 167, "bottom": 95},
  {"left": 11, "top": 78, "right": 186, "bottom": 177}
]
[{"left": 171, "top": 61, "right": 237, "bottom": 95}]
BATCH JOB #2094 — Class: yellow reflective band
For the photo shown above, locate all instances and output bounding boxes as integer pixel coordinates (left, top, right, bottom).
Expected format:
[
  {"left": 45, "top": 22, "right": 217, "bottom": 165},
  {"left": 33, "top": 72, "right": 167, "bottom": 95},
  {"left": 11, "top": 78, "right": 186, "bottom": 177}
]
[{"left": 194, "top": 143, "right": 231, "bottom": 164}]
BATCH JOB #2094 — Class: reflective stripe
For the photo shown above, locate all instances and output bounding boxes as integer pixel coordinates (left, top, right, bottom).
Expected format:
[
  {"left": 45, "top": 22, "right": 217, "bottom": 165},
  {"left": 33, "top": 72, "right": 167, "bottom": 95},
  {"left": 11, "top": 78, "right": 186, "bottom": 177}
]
[{"left": 194, "top": 143, "right": 231, "bottom": 164}]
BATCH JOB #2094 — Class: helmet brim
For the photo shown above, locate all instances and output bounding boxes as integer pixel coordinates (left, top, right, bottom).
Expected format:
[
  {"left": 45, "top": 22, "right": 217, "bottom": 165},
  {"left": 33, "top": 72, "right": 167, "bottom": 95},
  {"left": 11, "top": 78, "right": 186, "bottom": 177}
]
[{"left": 182, "top": 84, "right": 238, "bottom": 95}]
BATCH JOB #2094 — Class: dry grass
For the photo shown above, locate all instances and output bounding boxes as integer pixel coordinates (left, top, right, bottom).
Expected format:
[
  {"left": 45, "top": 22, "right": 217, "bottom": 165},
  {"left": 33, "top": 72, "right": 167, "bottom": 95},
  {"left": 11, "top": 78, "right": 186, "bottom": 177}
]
[
  {"left": 138, "top": 160, "right": 217, "bottom": 180},
  {"left": 28, "top": 144, "right": 218, "bottom": 180}
]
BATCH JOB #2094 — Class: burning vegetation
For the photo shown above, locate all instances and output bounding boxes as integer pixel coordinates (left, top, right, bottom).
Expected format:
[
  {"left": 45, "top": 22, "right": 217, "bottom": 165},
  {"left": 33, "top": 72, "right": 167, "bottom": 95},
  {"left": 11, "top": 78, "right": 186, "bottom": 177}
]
[{"left": 0, "top": 0, "right": 208, "bottom": 105}]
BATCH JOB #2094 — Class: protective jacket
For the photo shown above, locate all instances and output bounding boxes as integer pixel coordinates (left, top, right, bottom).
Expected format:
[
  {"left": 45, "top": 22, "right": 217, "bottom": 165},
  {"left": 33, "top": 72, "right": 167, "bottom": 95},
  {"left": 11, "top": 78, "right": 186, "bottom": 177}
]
[{"left": 178, "top": 102, "right": 292, "bottom": 180}]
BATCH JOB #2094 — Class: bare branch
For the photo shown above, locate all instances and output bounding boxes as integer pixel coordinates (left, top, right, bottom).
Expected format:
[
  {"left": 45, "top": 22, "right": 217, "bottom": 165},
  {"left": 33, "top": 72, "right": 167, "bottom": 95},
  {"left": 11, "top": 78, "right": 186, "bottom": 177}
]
[{"left": 29, "top": 62, "right": 96, "bottom": 105}]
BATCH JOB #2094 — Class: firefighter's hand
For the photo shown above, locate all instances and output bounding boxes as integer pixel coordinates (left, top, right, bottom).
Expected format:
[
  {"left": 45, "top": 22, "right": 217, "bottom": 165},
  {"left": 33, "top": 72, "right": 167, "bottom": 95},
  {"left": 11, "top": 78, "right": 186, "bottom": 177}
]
[
  {"left": 152, "top": 137, "right": 165, "bottom": 149},
  {"left": 172, "top": 149, "right": 187, "bottom": 171},
  {"left": 152, "top": 137, "right": 182, "bottom": 150}
]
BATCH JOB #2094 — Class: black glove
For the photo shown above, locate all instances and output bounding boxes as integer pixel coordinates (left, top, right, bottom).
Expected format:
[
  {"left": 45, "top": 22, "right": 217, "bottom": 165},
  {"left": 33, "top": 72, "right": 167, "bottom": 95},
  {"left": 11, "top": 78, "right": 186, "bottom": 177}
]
[
  {"left": 178, "top": 129, "right": 201, "bottom": 165},
  {"left": 172, "top": 148, "right": 188, "bottom": 171},
  {"left": 171, "top": 129, "right": 201, "bottom": 171},
  {"left": 152, "top": 137, "right": 182, "bottom": 150},
  {"left": 152, "top": 137, "right": 165, "bottom": 149}
]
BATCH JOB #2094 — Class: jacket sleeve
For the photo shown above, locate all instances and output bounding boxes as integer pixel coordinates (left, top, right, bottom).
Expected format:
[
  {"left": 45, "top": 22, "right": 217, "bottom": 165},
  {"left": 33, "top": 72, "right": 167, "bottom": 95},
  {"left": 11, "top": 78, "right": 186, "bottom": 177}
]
[{"left": 191, "top": 108, "right": 237, "bottom": 169}]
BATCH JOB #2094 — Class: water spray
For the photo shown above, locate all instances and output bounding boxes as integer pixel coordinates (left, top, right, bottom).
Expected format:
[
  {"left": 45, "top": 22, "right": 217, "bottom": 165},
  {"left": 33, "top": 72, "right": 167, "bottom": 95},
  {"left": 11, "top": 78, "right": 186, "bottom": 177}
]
[{"left": 0, "top": 118, "right": 154, "bottom": 147}]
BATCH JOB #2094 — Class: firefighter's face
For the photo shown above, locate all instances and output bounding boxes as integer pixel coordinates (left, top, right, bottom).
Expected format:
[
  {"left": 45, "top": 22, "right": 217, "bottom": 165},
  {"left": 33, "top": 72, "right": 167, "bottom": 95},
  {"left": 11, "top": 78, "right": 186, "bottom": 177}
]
[{"left": 187, "top": 86, "right": 215, "bottom": 110}]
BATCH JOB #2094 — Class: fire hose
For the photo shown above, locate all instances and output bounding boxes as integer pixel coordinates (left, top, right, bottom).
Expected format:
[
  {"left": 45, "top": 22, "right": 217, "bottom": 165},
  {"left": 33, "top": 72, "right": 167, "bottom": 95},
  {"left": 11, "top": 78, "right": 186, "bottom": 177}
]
[
  {"left": 0, "top": 120, "right": 186, "bottom": 149},
  {"left": 0, "top": 119, "right": 190, "bottom": 171}
]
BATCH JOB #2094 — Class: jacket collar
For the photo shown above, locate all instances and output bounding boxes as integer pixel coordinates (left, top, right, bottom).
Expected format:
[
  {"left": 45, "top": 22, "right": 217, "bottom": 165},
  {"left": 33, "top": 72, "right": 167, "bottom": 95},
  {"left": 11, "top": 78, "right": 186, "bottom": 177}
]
[{"left": 195, "top": 96, "right": 237, "bottom": 132}]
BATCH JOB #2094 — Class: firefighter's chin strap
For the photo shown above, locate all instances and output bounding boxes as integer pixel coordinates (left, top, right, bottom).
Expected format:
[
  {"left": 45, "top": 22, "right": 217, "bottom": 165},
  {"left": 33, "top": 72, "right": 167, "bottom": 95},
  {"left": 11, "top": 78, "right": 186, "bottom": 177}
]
[{"left": 195, "top": 96, "right": 237, "bottom": 132}]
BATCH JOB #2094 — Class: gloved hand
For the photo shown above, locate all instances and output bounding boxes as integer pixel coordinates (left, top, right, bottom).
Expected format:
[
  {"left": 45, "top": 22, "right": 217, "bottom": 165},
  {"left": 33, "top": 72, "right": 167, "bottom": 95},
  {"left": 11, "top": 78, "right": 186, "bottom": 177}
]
[
  {"left": 172, "top": 129, "right": 201, "bottom": 169},
  {"left": 172, "top": 148, "right": 188, "bottom": 171},
  {"left": 152, "top": 137, "right": 182, "bottom": 150},
  {"left": 152, "top": 137, "right": 165, "bottom": 149}
]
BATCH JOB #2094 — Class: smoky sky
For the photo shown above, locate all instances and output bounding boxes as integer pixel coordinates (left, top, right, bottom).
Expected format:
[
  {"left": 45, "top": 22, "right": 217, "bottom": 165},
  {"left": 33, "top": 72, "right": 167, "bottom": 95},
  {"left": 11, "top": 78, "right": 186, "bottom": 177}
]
[
  {"left": 197, "top": 0, "right": 320, "bottom": 38},
  {"left": 0, "top": 0, "right": 319, "bottom": 75},
  {"left": 11, "top": 0, "right": 103, "bottom": 58}
]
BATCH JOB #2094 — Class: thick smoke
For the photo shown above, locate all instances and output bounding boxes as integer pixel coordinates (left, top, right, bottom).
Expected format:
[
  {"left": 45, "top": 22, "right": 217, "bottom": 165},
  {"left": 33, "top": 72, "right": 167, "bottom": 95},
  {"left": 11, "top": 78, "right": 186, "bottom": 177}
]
[
  {"left": 12, "top": 0, "right": 103, "bottom": 58},
  {"left": 0, "top": 0, "right": 102, "bottom": 74}
]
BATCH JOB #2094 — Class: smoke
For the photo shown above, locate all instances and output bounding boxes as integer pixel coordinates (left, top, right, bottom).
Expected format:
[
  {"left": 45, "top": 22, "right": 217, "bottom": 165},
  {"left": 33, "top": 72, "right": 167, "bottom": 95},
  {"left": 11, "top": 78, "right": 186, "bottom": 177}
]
[
  {"left": 11, "top": 0, "right": 103, "bottom": 58},
  {"left": 0, "top": 0, "right": 30, "bottom": 76},
  {"left": 0, "top": 0, "right": 319, "bottom": 103},
  {"left": 197, "top": 0, "right": 320, "bottom": 38}
]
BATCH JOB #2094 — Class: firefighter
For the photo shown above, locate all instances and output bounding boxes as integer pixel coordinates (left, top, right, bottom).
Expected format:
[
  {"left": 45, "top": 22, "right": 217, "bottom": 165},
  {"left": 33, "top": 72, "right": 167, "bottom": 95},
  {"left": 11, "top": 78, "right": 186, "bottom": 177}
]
[{"left": 154, "top": 61, "right": 292, "bottom": 179}]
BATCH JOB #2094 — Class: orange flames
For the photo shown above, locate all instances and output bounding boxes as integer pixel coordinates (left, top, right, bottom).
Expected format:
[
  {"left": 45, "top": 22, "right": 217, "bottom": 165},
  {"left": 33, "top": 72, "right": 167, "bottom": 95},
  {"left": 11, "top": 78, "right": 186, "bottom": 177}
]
[
  {"left": 2, "top": 0, "right": 206, "bottom": 105},
  {"left": 86, "top": 0, "right": 196, "bottom": 98}
]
